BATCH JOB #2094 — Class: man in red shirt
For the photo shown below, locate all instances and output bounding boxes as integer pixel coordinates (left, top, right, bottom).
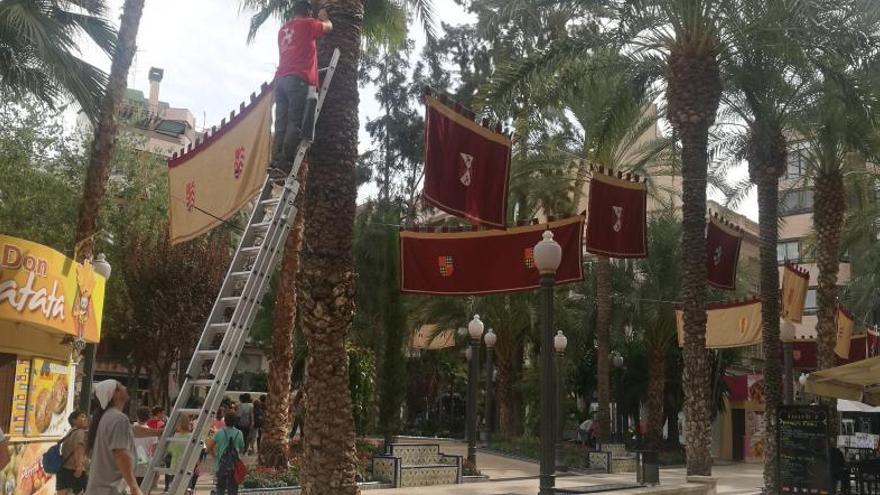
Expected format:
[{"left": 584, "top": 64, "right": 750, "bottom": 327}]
[{"left": 269, "top": 0, "right": 333, "bottom": 179}]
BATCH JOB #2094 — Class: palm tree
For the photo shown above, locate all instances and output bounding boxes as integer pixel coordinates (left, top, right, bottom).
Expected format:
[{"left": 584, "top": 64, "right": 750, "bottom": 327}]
[
  {"left": 74, "top": 0, "right": 146, "bottom": 262},
  {"left": 0, "top": 0, "right": 116, "bottom": 120}
]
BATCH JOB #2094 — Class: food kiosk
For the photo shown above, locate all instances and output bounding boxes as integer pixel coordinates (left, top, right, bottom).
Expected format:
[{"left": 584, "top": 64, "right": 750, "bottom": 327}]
[{"left": 0, "top": 234, "right": 106, "bottom": 495}]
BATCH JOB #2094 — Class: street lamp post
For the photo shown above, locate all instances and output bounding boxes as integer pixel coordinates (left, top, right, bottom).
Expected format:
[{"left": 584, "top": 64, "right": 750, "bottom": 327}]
[
  {"left": 79, "top": 253, "right": 111, "bottom": 413},
  {"left": 554, "top": 330, "right": 568, "bottom": 470},
  {"left": 484, "top": 328, "right": 497, "bottom": 446},
  {"left": 466, "top": 315, "right": 484, "bottom": 467},
  {"left": 534, "top": 231, "right": 562, "bottom": 495},
  {"left": 612, "top": 352, "right": 624, "bottom": 442}
]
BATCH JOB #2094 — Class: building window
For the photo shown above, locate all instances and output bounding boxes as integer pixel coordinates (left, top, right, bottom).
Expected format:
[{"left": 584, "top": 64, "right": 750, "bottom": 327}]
[
  {"left": 777, "top": 240, "right": 800, "bottom": 263},
  {"left": 780, "top": 189, "right": 814, "bottom": 215},
  {"left": 786, "top": 146, "right": 807, "bottom": 179},
  {"left": 804, "top": 289, "right": 817, "bottom": 314}
]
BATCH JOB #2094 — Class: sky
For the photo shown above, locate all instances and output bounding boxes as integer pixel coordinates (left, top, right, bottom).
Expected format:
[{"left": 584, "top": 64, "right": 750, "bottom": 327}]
[{"left": 80, "top": 0, "right": 758, "bottom": 221}]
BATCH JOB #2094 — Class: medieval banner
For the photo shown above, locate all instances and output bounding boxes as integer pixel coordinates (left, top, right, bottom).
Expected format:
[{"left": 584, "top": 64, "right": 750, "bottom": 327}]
[
  {"left": 792, "top": 333, "right": 868, "bottom": 368},
  {"left": 836, "top": 304, "right": 856, "bottom": 359},
  {"left": 168, "top": 83, "right": 273, "bottom": 244},
  {"left": 781, "top": 264, "right": 810, "bottom": 323},
  {"left": 400, "top": 216, "right": 584, "bottom": 295},
  {"left": 870, "top": 328, "right": 880, "bottom": 358},
  {"left": 705, "top": 213, "right": 743, "bottom": 290},
  {"left": 676, "top": 298, "right": 762, "bottom": 348},
  {"left": 585, "top": 171, "right": 648, "bottom": 258},
  {"left": 422, "top": 95, "right": 511, "bottom": 228}
]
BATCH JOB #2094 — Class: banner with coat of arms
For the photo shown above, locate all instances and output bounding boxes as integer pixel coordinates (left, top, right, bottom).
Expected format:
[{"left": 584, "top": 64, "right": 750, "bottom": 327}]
[
  {"left": 835, "top": 304, "right": 856, "bottom": 359},
  {"left": 705, "top": 213, "right": 743, "bottom": 290},
  {"left": 168, "top": 83, "right": 273, "bottom": 244},
  {"left": 422, "top": 93, "right": 511, "bottom": 228},
  {"left": 781, "top": 263, "right": 809, "bottom": 323},
  {"left": 585, "top": 170, "right": 648, "bottom": 258},
  {"left": 675, "top": 297, "right": 762, "bottom": 348},
  {"left": 399, "top": 215, "right": 584, "bottom": 295}
]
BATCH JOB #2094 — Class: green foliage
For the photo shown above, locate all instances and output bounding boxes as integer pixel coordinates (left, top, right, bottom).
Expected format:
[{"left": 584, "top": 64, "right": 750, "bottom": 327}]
[
  {"left": 0, "top": 0, "right": 117, "bottom": 120},
  {"left": 242, "top": 465, "right": 300, "bottom": 488},
  {"left": 348, "top": 345, "right": 377, "bottom": 435}
]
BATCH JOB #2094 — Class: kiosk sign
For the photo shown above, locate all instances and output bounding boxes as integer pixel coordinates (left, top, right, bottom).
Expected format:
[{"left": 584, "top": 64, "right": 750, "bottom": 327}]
[{"left": 0, "top": 235, "right": 105, "bottom": 342}]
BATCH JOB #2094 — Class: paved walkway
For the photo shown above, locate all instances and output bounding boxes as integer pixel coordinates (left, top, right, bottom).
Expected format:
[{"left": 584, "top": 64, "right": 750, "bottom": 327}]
[{"left": 189, "top": 439, "right": 764, "bottom": 494}]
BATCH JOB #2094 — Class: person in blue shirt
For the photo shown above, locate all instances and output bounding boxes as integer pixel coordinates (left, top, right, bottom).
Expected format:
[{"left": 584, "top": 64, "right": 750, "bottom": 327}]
[{"left": 207, "top": 412, "right": 245, "bottom": 495}]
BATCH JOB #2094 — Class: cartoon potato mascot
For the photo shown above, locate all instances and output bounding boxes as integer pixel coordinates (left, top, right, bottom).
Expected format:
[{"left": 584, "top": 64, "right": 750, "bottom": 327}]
[{"left": 71, "top": 261, "right": 96, "bottom": 339}]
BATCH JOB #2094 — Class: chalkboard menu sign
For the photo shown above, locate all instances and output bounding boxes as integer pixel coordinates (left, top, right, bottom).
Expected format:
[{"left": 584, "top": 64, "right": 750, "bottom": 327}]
[{"left": 778, "top": 405, "right": 832, "bottom": 494}]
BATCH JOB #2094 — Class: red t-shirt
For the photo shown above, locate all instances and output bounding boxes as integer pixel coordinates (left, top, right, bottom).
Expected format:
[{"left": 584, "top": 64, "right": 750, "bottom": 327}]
[
  {"left": 275, "top": 18, "right": 326, "bottom": 86},
  {"left": 146, "top": 418, "right": 165, "bottom": 430}
]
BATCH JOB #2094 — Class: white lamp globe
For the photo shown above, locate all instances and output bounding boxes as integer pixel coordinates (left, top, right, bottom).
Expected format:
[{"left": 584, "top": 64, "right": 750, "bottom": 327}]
[
  {"left": 554, "top": 330, "right": 568, "bottom": 354},
  {"left": 799, "top": 373, "right": 809, "bottom": 386},
  {"left": 533, "top": 230, "right": 562, "bottom": 274},
  {"left": 468, "top": 314, "right": 484, "bottom": 340},
  {"left": 484, "top": 328, "right": 497, "bottom": 348},
  {"left": 93, "top": 253, "right": 112, "bottom": 279},
  {"left": 612, "top": 352, "right": 624, "bottom": 369}
]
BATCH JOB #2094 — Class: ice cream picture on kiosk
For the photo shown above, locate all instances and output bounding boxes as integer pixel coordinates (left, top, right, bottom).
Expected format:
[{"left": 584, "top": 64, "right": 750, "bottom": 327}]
[{"left": 0, "top": 235, "right": 107, "bottom": 495}]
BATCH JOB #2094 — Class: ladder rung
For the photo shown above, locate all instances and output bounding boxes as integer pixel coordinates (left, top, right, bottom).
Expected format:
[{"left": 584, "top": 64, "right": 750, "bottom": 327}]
[
  {"left": 208, "top": 322, "right": 228, "bottom": 331},
  {"left": 188, "top": 379, "right": 215, "bottom": 387},
  {"left": 152, "top": 467, "right": 178, "bottom": 476},
  {"left": 230, "top": 270, "right": 251, "bottom": 279},
  {"left": 178, "top": 408, "right": 203, "bottom": 416},
  {"left": 251, "top": 220, "right": 272, "bottom": 231},
  {"left": 195, "top": 349, "right": 220, "bottom": 359},
  {"left": 241, "top": 246, "right": 263, "bottom": 256},
  {"left": 219, "top": 296, "right": 240, "bottom": 306},
  {"left": 261, "top": 198, "right": 281, "bottom": 207},
  {"left": 166, "top": 435, "right": 193, "bottom": 444}
]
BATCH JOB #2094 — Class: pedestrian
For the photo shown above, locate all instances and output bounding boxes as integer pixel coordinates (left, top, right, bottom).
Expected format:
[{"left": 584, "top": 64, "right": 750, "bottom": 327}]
[
  {"left": 268, "top": 0, "right": 333, "bottom": 179},
  {"left": 236, "top": 394, "right": 255, "bottom": 455},
  {"left": 252, "top": 398, "right": 265, "bottom": 453},
  {"left": 206, "top": 412, "right": 245, "bottom": 495},
  {"left": 146, "top": 406, "right": 165, "bottom": 430},
  {"left": 166, "top": 414, "right": 201, "bottom": 494},
  {"left": 0, "top": 426, "right": 8, "bottom": 470},
  {"left": 133, "top": 407, "right": 156, "bottom": 487},
  {"left": 57, "top": 410, "right": 89, "bottom": 495},
  {"left": 86, "top": 379, "right": 159, "bottom": 495},
  {"left": 577, "top": 416, "right": 593, "bottom": 448}
]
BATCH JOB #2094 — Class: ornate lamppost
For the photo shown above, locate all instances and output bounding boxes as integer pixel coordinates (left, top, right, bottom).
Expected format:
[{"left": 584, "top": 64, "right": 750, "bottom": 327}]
[
  {"left": 466, "top": 314, "right": 484, "bottom": 466},
  {"left": 80, "top": 253, "right": 111, "bottom": 413},
  {"left": 534, "top": 231, "right": 562, "bottom": 495},
  {"left": 484, "top": 328, "right": 497, "bottom": 446},
  {"left": 554, "top": 330, "right": 568, "bottom": 469}
]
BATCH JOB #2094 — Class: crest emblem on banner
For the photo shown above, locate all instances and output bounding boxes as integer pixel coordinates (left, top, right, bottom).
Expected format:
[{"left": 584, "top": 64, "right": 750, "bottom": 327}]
[
  {"left": 612, "top": 206, "right": 624, "bottom": 232},
  {"left": 233, "top": 146, "right": 245, "bottom": 179},
  {"left": 185, "top": 181, "right": 196, "bottom": 212},
  {"left": 523, "top": 247, "right": 534, "bottom": 268},
  {"left": 459, "top": 153, "right": 473, "bottom": 186},
  {"left": 438, "top": 255, "right": 455, "bottom": 277},
  {"left": 713, "top": 246, "right": 723, "bottom": 266}
]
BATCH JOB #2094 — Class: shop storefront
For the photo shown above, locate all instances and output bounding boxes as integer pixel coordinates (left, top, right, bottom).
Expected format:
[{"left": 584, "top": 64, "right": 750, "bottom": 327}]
[{"left": 0, "top": 234, "right": 106, "bottom": 495}]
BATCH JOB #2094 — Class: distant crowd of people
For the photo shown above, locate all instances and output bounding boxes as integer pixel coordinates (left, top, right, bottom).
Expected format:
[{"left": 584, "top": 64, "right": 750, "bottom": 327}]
[{"left": 0, "top": 380, "right": 267, "bottom": 495}]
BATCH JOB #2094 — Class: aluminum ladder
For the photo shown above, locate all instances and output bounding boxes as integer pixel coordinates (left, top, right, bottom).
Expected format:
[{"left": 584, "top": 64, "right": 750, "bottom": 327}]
[{"left": 140, "top": 48, "right": 340, "bottom": 495}]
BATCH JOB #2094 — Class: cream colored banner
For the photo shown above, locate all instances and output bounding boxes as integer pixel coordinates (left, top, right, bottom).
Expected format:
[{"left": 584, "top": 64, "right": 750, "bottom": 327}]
[
  {"left": 168, "top": 86, "right": 273, "bottom": 244},
  {"left": 677, "top": 299, "right": 763, "bottom": 349},
  {"left": 781, "top": 264, "right": 809, "bottom": 323},
  {"left": 835, "top": 305, "right": 855, "bottom": 358}
]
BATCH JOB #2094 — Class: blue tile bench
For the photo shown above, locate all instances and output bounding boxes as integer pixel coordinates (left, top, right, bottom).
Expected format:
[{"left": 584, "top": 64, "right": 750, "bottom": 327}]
[{"left": 372, "top": 443, "right": 463, "bottom": 488}]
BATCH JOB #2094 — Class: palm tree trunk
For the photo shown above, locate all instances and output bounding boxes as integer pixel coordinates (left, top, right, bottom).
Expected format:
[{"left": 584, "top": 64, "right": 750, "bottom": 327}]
[
  {"left": 297, "top": 1, "right": 363, "bottom": 492},
  {"left": 495, "top": 342, "right": 524, "bottom": 436},
  {"left": 748, "top": 123, "right": 786, "bottom": 494},
  {"left": 666, "top": 43, "right": 721, "bottom": 477},
  {"left": 644, "top": 341, "right": 666, "bottom": 450},
  {"left": 74, "top": 0, "right": 145, "bottom": 261},
  {"left": 595, "top": 255, "right": 612, "bottom": 442},
  {"left": 259, "top": 162, "right": 309, "bottom": 468},
  {"left": 814, "top": 170, "right": 845, "bottom": 371}
]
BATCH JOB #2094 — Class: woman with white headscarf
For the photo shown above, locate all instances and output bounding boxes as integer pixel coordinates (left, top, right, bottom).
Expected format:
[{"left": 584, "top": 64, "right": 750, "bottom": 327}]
[{"left": 86, "top": 380, "right": 160, "bottom": 495}]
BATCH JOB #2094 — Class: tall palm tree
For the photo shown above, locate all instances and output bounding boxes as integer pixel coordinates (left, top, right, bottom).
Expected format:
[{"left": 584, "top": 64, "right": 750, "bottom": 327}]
[
  {"left": 74, "top": 0, "right": 146, "bottom": 262},
  {"left": 0, "top": 0, "right": 116, "bottom": 120}
]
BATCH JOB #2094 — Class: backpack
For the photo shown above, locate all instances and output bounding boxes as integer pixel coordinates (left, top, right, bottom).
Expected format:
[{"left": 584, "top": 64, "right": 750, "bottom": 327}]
[
  {"left": 42, "top": 429, "right": 76, "bottom": 474},
  {"left": 218, "top": 429, "right": 246, "bottom": 485}
]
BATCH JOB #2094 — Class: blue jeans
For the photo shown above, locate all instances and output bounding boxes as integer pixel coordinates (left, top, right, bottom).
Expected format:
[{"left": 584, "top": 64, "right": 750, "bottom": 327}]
[
  {"left": 272, "top": 75, "right": 310, "bottom": 173},
  {"left": 215, "top": 470, "right": 239, "bottom": 495}
]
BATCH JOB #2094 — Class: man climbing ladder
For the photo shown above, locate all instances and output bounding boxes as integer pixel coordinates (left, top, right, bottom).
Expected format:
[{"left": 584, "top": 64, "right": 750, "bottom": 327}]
[{"left": 269, "top": 0, "right": 333, "bottom": 179}]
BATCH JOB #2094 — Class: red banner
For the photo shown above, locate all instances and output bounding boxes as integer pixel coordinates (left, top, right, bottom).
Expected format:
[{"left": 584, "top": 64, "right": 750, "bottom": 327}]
[
  {"left": 585, "top": 172, "right": 648, "bottom": 258},
  {"left": 400, "top": 216, "right": 584, "bottom": 295},
  {"left": 422, "top": 95, "right": 511, "bottom": 228},
  {"left": 869, "top": 328, "right": 880, "bottom": 358},
  {"left": 792, "top": 333, "right": 868, "bottom": 369},
  {"left": 705, "top": 214, "right": 742, "bottom": 290}
]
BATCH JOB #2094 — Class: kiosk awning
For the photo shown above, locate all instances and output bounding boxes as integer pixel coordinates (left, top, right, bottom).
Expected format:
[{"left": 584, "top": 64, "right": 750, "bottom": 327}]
[{"left": 805, "top": 356, "right": 880, "bottom": 405}]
